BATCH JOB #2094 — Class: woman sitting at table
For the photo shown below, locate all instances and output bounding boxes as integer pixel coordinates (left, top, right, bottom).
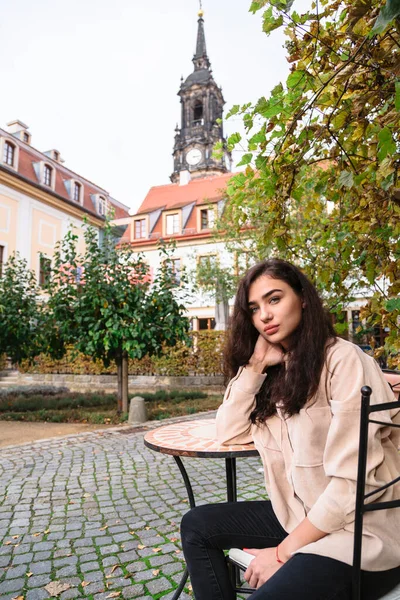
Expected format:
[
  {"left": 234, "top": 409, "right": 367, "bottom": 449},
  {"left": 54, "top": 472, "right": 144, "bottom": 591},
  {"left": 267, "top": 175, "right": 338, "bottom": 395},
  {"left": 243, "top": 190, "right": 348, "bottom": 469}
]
[{"left": 180, "top": 258, "right": 400, "bottom": 600}]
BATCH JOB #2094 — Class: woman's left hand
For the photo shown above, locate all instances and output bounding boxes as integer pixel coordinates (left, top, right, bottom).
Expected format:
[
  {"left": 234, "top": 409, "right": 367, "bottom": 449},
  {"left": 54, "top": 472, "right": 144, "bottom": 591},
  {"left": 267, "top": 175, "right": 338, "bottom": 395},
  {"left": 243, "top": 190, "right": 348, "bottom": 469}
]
[{"left": 243, "top": 547, "right": 284, "bottom": 589}]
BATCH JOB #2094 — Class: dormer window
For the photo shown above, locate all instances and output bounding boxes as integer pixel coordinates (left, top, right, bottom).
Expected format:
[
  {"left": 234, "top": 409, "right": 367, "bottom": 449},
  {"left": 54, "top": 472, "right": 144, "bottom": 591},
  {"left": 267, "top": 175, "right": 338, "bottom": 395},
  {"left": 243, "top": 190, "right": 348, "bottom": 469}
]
[
  {"left": 200, "top": 208, "right": 215, "bottom": 230},
  {"left": 98, "top": 196, "right": 107, "bottom": 216},
  {"left": 73, "top": 182, "right": 82, "bottom": 203},
  {"left": 3, "top": 141, "right": 15, "bottom": 167},
  {"left": 23, "top": 132, "right": 30, "bottom": 143},
  {"left": 166, "top": 213, "right": 180, "bottom": 235},
  {"left": 43, "top": 164, "right": 53, "bottom": 187},
  {"left": 134, "top": 218, "right": 146, "bottom": 239}
]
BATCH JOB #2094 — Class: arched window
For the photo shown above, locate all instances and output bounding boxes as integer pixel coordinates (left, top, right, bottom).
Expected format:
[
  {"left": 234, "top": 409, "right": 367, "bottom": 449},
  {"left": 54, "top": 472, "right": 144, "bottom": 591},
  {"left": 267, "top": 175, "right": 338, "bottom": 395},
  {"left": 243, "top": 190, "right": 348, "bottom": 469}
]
[
  {"left": 3, "top": 141, "right": 15, "bottom": 167},
  {"left": 193, "top": 101, "right": 203, "bottom": 126},
  {"left": 43, "top": 164, "right": 52, "bottom": 186}
]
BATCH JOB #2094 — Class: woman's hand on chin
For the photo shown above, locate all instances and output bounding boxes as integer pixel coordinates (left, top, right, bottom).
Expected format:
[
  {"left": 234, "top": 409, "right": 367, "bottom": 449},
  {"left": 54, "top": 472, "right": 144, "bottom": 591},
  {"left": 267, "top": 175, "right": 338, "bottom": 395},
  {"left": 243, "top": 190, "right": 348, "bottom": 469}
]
[
  {"left": 244, "top": 547, "right": 284, "bottom": 589},
  {"left": 247, "top": 335, "right": 285, "bottom": 373}
]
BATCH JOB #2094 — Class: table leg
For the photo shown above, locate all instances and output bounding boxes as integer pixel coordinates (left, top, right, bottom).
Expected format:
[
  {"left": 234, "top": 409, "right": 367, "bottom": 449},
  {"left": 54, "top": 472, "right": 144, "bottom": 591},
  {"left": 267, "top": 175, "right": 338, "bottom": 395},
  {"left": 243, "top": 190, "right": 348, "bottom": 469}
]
[
  {"left": 173, "top": 456, "right": 196, "bottom": 509},
  {"left": 225, "top": 458, "right": 237, "bottom": 502},
  {"left": 171, "top": 456, "right": 195, "bottom": 600},
  {"left": 225, "top": 458, "right": 242, "bottom": 592}
]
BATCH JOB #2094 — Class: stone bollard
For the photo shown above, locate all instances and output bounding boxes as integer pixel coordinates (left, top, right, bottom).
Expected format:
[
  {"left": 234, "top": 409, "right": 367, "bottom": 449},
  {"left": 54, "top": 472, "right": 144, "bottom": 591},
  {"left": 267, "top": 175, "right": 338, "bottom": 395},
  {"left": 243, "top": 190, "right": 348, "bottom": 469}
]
[{"left": 128, "top": 396, "right": 147, "bottom": 424}]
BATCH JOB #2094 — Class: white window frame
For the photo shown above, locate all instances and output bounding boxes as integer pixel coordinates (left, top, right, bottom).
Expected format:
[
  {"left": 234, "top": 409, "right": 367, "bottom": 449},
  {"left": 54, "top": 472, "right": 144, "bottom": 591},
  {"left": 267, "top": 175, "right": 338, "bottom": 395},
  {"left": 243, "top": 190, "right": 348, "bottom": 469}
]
[
  {"left": 198, "top": 206, "right": 216, "bottom": 231},
  {"left": 98, "top": 195, "right": 108, "bottom": 216},
  {"left": 0, "top": 137, "right": 19, "bottom": 171},
  {"left": 43, "top": 163, "right": 54, "bottom": 188},
  {"left": 73, "top": 181, "right": 82, "bottom": 204},
  {"left": 166, "top": 213, "right": 180, "bottom": 235},
  {"left": 134, "top": 218, "right": 147, "bottom": 239}
]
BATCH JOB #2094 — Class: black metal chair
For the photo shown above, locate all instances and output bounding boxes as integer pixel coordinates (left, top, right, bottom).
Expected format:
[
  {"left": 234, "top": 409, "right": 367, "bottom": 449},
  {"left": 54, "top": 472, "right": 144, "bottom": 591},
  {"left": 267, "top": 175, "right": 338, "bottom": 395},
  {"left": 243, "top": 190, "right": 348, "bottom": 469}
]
[
  {"left": 352, "top": 383, "right": 400, "bottom": 600},
  {"left": 228, "top": 374, "right": 400, "bottom": 599}
]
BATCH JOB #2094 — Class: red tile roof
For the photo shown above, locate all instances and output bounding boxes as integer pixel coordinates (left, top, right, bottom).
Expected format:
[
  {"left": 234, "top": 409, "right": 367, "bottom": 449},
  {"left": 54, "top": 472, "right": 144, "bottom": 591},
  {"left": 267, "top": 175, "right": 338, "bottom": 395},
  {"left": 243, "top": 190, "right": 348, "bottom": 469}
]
[
  {"left": 136, "top": 172, "right": 233, "bottom": 215},
  {"left": 0, "top": 128, "right": 129, "bottom": 220},
  {"left": 123, "top": 172, "right": 235, "bottom": 246}
]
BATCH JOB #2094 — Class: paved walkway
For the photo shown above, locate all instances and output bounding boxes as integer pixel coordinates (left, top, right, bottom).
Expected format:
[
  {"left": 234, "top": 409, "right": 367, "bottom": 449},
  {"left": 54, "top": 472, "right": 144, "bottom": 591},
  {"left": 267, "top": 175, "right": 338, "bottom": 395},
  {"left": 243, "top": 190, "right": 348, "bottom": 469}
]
[{"left": 0, "top": 414, "right": 264, "bottom": 600}]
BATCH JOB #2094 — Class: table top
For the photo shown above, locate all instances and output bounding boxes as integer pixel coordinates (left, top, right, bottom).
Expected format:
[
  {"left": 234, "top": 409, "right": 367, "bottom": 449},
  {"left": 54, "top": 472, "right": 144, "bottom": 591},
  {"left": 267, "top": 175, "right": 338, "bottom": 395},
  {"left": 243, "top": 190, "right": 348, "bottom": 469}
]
[{"left": 144, "top": 418, "right": 259, "bottom": 458}]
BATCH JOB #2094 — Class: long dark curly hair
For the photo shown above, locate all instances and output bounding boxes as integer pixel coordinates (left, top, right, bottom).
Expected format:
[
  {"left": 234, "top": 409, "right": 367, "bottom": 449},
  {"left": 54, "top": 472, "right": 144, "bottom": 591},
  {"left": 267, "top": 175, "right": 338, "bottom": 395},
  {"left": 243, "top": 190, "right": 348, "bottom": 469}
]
[{"left": 223, "top": 258, "right": 336, "bottom": 422}]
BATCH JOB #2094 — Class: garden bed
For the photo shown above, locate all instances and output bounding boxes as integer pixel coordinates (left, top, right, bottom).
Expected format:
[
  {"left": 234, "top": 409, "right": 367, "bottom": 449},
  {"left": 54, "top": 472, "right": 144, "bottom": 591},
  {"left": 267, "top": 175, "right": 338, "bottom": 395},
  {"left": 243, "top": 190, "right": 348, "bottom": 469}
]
[{"left": 0, "top": 387, "right": 223, "bottom": 424}]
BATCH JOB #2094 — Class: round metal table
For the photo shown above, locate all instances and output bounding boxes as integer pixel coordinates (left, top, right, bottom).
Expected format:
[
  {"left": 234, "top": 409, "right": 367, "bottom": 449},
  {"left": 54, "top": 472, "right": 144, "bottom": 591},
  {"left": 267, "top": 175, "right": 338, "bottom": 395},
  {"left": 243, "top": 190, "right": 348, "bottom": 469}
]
[{"left": 144, "top": 418, "right": 259, "bottom": 599}]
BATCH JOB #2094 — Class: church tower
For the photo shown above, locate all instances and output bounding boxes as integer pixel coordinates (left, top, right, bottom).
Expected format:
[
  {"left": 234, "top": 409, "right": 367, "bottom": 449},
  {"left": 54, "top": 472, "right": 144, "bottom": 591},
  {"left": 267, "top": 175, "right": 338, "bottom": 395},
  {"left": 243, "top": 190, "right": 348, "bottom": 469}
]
[{"left": 170, "top": 8, "right": 231, "bottom": 183}]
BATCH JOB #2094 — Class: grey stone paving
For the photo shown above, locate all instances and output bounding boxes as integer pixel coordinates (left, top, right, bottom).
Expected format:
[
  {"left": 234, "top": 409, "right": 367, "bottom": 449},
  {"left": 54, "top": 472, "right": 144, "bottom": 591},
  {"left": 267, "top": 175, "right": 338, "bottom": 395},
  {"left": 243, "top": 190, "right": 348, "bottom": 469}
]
[{"left": 0, "top": 415, "right": 264, "bottom": 599}]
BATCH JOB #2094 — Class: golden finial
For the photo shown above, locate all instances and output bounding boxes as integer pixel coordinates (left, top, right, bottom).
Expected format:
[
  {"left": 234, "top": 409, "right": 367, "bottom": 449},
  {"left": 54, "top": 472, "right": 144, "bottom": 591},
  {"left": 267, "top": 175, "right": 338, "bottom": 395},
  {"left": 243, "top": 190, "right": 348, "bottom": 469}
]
[{"left": 198, "top": 0, "right": 203, "bottom": 17}]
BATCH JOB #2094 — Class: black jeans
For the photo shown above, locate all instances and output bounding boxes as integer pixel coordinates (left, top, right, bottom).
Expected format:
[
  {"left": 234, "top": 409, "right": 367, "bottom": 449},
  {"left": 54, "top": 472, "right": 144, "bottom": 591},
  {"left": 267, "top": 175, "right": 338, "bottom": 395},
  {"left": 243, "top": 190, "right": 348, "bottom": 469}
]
[{"left": 181, "top": 500, "right": 400, "bottom": 600}]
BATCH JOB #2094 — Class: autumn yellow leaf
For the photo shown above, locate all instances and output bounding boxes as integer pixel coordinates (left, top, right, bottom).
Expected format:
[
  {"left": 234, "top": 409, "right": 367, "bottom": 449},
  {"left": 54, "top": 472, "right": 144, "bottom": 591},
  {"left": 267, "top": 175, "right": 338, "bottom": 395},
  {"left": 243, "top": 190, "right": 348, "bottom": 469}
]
[
  {"left": 170, "top": 537, "right": 178, "bottom": 543},
  {"left": 152, "top": 569, "right": 160, "bottom": 576},
  {"left": 110, "top": 565, "right": 120, "bottom": 574},
  {"left": 129, "top": 531, "right": 135, "bottom": 535},
  {"left": 12, "top": 596, "right": 24, "bottom": 600},
  {"left": 152, "top": 547, "right": 161, "bottom": 553},
  {"left": 106, "top": 592, "right": 121, "bottom": 598},
  {"left": 99, "top": 525, "right": 109, "bottom": 531},
  {"left": 26, "top": 572, "right": 33, "bottom": 578},
  {"left": 12, "top": 535, "right": 19, "bottom": 539},
  {"left": 137, "top": 544, "right": 145, "bottom": 550},
  {"left": 81, "top": 581, "right": 90, "bottom": 587},
  {"left": 44, "top": 581, "right": 71, "bottom": 596}
]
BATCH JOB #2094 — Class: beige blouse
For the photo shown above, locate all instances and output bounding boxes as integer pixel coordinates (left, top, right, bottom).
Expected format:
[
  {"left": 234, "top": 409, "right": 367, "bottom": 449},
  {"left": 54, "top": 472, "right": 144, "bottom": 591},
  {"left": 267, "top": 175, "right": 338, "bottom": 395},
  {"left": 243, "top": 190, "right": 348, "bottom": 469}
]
[{"left": 215, "top": 338, "right": 400, "bottom": 571}]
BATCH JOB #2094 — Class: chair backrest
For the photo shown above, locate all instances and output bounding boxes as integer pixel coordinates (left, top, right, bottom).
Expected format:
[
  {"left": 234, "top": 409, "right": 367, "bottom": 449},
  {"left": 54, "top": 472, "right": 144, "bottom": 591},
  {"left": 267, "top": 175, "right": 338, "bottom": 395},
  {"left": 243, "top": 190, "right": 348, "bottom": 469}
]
[{"left": 352, "top": 385, "right": 400, "bottom": 600}]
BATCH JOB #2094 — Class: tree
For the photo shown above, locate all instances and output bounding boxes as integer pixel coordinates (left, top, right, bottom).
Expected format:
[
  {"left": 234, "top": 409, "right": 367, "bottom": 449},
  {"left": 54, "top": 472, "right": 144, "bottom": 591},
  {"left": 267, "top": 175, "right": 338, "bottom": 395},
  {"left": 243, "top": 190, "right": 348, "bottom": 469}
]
[
  {"left": 216, "top": 0, "right": 400, "bottom": 366},
  {"left": 0, "top": 253, "right": 45, "bottom": 365},
  {"left": 45, "top": 222, "right": 190, "bottom": 412}
]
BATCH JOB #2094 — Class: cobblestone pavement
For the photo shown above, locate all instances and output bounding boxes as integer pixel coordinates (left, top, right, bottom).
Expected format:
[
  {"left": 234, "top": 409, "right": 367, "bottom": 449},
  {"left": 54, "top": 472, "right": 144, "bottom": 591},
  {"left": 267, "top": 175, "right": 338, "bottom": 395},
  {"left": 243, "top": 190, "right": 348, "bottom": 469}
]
[{"left": 0, "top": 413, "right": 265, "bottom": 600}]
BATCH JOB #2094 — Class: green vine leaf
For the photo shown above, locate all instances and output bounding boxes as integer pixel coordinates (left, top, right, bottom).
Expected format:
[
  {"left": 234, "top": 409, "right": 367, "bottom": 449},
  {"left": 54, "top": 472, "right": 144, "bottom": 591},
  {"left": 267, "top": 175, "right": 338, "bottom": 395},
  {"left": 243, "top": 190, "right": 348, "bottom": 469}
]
[
  {"left": 371, "top": 0, "right": 400, "bottom": 34},
  {"left": 338, "top": 170, "right": 354, "bottom": 188}
]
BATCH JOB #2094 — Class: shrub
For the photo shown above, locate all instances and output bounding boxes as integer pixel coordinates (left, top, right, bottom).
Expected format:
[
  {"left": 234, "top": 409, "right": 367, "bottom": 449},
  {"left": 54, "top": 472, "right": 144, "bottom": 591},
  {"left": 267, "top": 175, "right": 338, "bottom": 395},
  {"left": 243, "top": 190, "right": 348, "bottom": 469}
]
[
  {"left": 0, "top": 385, "right": 69, "bottom": 398},
  {"left": 19, "top": 331, "right": 226, "bottom": 376},
  {"left": 0, "top": 391, "right": 115, "bottom": 413}
]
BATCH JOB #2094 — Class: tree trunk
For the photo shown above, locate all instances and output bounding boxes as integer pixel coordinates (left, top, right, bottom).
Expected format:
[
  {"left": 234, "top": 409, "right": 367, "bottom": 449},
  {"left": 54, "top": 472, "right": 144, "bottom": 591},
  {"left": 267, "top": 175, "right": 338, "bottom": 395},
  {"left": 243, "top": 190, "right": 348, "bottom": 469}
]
[
  {"left": 116, "top": 355, "right": 123, "bottom": 413},
  {"left": 122, "top": 352, "right": 129, "bottom": 414}
]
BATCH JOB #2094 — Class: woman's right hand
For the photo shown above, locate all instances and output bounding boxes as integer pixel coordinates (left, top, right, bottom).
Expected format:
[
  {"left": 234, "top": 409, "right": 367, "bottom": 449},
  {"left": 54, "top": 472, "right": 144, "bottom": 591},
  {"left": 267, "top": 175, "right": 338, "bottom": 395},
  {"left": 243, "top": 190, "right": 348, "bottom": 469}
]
[{"left": 247, "top": 335, "right": 285, "bottom": 373}]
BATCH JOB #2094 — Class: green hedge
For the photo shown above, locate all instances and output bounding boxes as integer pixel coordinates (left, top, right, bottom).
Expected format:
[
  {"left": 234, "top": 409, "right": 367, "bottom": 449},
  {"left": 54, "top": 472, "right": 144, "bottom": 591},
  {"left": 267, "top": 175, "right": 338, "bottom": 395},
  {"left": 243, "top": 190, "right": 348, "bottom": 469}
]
[{"left": 20, "top": 331, "right": 226, "bottom": 376}]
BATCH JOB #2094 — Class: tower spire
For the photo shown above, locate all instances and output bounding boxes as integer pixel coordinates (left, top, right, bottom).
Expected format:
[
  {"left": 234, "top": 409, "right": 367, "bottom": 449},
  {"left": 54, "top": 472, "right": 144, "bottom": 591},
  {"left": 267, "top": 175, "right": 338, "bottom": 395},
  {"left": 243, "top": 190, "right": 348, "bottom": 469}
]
[
  {"left": 193, "top": 4, "right": 210, "bottom": 70},
  {"left": 170, "top": 5, "right": 230, "bottom": 183}
]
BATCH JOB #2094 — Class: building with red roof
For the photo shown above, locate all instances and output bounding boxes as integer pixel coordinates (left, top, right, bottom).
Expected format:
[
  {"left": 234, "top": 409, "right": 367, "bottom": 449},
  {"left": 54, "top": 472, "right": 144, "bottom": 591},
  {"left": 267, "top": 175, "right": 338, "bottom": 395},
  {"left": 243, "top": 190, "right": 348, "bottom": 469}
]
[{"left": 0, "top": 119, "right": 129, "bottom": 283}]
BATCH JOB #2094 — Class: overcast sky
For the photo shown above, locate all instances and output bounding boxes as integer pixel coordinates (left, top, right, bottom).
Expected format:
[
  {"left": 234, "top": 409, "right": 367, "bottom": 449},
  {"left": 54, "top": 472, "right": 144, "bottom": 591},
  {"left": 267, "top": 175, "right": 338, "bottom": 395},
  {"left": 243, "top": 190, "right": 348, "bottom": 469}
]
[{"left": 0, "top": 0, "right": 310, "bottom": 214}]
